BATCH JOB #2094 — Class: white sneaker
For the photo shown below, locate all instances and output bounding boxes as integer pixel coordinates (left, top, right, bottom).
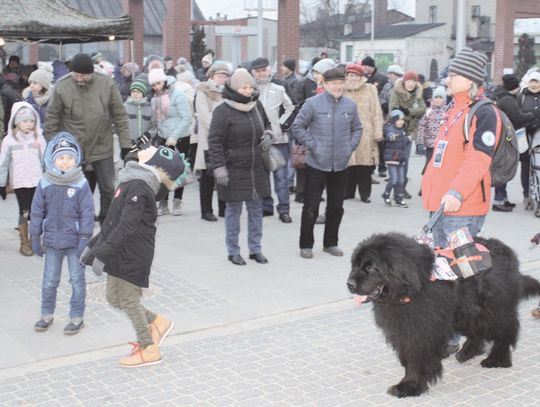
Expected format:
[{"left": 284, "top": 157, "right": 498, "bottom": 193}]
[
  {"left": 172, "top": 198, "right": 182, "bottom": 216},
  {"left": 157, "top": 200, "right": 169, "bottom": 216}
]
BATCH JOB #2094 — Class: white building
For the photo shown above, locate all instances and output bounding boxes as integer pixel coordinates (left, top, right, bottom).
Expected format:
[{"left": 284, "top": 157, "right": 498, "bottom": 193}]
[{"left": 339, "top": 23, "right": 447, "bottom": 79}]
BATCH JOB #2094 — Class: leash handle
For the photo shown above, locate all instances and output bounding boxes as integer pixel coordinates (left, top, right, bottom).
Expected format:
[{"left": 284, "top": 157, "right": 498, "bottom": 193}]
[{"left": 423, "top": 204, "right": 445, "bottom": 234}]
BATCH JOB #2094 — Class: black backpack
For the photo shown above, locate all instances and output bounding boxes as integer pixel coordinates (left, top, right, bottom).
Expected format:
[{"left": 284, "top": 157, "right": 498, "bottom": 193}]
[{"left": 463, "top": 99, "right": 519, "bottom": 187}]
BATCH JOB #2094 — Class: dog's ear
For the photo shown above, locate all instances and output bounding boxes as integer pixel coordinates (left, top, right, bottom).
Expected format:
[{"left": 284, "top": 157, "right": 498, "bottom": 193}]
[{"left": 384, "top": 234, "right": 434, "bottom": 299}]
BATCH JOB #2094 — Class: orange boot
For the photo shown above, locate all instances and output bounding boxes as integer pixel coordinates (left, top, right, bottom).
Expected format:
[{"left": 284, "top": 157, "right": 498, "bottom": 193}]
[
  {"left": 150, "top": 315, "right": 174, "bottom": 346},
  {"left": 118, "top": 342, "right": 161, "bottom": 368}
]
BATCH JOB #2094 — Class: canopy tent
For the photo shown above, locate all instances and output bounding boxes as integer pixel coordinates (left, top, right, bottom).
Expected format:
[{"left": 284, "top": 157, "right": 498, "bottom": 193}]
[{"left": 0, "top": 0, "right": 133, "bottom": 44}]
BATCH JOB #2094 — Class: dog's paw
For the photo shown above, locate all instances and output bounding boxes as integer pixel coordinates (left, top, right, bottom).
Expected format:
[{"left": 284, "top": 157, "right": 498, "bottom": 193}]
[
  {"left": 480, "top": 355, "right": 512, "bottom": 368},
  {"left": 387, "top": 381, "right": 426, "bottom": 398},
  {"left": 455, "top": 341, "right": 484, "bottom": 363}
]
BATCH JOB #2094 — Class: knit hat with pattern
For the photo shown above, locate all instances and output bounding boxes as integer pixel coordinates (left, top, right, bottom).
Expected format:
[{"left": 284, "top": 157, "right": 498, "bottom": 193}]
[{"left": 448, "top": 48, "right": 488, "bottom": 85}]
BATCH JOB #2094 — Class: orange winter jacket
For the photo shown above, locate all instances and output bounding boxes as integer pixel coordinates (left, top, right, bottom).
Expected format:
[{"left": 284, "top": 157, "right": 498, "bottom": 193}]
[{"left": 422, "top": 91, "right": 502, "bottom": 216}]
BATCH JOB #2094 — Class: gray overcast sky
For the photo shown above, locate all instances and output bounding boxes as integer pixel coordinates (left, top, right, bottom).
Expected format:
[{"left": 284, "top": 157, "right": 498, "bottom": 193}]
[
  {"left": 195, "top": 0, "right": 283, "bottom": 19},
  {"left": 195, "top": 0, "right": 415, "bottom": 20}
]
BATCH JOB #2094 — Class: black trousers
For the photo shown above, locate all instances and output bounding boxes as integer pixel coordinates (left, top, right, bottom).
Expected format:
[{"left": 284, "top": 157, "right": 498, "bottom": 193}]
[
  {"left": 377, "top": 140, "right": 386, "bottom": 173},
  {"left": 345, "top": 165, "right": 374, "bottom": 200},
  {"left": 14, "top": 187, "right": 36, "bottom": 218},
  {"left": 521, "top": 151, "right": 530, "bottom": 198},
  {"left": 421, "top": 147, "right": 434, "bottom": 175},
  {"left": 172, "top": 137, "right": 191, "bottom": 200},
  {"left": 299, "top": 165, "right": 346, "bottom": 249},
  {"left": 199, "top": 169, "right": 225, "bottom": 216}
]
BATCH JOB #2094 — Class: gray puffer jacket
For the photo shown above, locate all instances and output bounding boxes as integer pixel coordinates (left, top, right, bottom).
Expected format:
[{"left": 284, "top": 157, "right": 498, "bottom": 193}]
[{"left": 291, "top": 91, "right": 362, "bottom": 172}]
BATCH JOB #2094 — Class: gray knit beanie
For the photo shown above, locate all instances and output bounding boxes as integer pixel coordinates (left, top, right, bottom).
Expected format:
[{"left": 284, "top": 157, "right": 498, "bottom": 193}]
[
  {"left": 28, "top": 67, "right": 53, "bottom": 90},
  {"left": 312, "top": 58, "right": 336, "bottom": 75},
  {"left": 448, "top": 48, "right": 488, "bottom": 85}
]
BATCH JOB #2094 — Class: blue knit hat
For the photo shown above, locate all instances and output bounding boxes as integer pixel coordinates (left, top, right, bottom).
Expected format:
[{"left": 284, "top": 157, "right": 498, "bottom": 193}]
[{"left": 389, "top": 109, "right": 405, "bottom": 121}]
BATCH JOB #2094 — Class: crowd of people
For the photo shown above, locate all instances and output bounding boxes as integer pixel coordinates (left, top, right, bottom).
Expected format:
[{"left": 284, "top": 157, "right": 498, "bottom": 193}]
[{"left": 1, "top": 46, "right": 540, "bottom": 367}]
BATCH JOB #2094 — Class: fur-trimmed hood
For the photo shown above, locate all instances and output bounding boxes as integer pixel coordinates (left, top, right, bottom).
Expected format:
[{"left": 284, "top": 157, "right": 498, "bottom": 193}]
[
  {"left": 195, "top": 80, "right": 222, "bottom": 102},
  {"left": 118, "top": 161, "right": 161, "bottom": 194},
  {"left": 392, "top": 78, "right": 423, "bottom": 101}
]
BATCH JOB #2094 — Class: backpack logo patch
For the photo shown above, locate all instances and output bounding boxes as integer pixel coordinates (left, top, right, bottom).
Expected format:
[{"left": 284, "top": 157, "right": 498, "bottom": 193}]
[
  {"left": 67, "top": 188, "right": 75, "bottom": 198},
  {"left": 481, "top": 131, "right": 496, "bottom": 147},
  {"left": 131, "top": 196, "right": 138, "bottom": 203}
]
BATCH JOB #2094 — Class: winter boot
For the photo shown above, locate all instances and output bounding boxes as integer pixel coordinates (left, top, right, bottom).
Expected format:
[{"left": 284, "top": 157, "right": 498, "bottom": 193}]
[
  {"left": 19, "top": 220, "right": 33, "bottom": 256},
  {"left": 157, "top": 200, "right": 169, "bottom": 216},
  {"left": 150, "top": 315, "right": 174, "bottom": 346},
  {"left": 118, "top": 342, "right": 161, "bottom": 368},
  {"left": 172, "top": 198, "right": 182, "bottom": 216},
  {"left": 394, "top": 195, "right": 408, "bottom": 208}
]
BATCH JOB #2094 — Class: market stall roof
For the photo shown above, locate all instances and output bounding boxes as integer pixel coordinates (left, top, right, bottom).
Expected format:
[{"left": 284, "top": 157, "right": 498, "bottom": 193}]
[{"left": 0, "top": 0, "right": 133, "bottom": 44}]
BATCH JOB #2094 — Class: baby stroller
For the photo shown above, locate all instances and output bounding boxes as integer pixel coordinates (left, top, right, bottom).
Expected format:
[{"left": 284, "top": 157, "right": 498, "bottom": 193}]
[{"left": 526, "top": 130, "right": 540, "bottom": 217}]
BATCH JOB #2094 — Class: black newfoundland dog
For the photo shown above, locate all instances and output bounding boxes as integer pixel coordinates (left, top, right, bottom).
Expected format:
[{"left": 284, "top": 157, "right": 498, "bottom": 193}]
[{"left": 347, "top": 232, "right": 540, "bottom": 398}]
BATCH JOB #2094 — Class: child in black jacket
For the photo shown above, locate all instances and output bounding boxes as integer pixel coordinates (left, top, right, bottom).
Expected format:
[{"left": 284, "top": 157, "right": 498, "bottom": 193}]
[
  {"left": 82, "top": 136, "right": 188, "bottom": 368},
  {"left": 383, "top": 110, "right": 411, "bottom": 208}
]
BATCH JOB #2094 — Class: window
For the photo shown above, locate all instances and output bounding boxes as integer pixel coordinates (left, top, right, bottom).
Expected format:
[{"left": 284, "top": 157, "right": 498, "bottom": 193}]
[
  {"left": 346, "top": 45, "right": 354, "bottom": 62},
  {"left": 472, "top": 5, "right": 481, "bottom": 18},
  {"left": 429, "top": 6, "right": 437, "bottom": 23}
]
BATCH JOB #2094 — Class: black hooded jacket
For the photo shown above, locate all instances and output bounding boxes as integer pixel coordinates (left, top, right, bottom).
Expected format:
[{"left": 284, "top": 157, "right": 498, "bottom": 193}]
[
  {"left": 0, "top": 75, "right": 22, "bottom": 133},
  {"left": 92, "top": 162, "right": 160, "bottom": 288},
  {"left": 493, "top": 85, "right": 534, "bottom": 130}
]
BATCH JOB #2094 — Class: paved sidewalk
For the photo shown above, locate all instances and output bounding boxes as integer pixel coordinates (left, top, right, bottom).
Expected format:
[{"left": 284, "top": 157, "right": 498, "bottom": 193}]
[
  {"left": 1, "top": 155, "right": 540, "bottom": 405},
  {"left": 1, "top": 298, "right": 540, "bottom": 406}
]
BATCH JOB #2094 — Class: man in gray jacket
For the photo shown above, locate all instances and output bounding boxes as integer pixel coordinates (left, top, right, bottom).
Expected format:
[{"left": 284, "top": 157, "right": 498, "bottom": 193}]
[
  {"left": 45, "top": 53, "right": 130, "bottom": 225},
  {"left": 251, "top": 57, "right": 295, "bottom": 223},
  {"left": 292, "top": 68, "right": 362, "bottom": 258}
]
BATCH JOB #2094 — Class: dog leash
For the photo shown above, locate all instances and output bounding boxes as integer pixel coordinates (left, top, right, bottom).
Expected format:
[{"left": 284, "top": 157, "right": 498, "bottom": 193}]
[{"left": 423, "top": 204, "right": 445, "bottom": 233}]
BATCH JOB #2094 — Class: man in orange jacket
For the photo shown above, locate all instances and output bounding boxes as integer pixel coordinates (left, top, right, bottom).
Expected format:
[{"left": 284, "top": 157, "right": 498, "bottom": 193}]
[
  {"left": 422, "top": 48, "right": 502, "bottom": 249},
  {"left": 422, "top": 48, "right": 502, "bottom": 358}
]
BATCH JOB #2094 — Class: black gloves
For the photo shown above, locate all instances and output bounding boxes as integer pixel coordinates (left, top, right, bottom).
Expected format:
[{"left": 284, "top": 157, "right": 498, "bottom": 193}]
[
  {"left": 0, "top": 186, "right": 6, "bottom": 200},
  {"left": 120, "top": 148, "right": 131, "bottom": 160}
]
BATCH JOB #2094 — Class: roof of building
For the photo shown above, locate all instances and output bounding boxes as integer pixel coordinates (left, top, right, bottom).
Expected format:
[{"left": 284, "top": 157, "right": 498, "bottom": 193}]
[
  {"left": 66, "top": 0, "right": 205, "bottom": 36},
  {"left": 339, "top": 23, "right": 445, "bottom": 41},
  {"left": 0, "top": 0, "right": 132, "bottom": 43}
]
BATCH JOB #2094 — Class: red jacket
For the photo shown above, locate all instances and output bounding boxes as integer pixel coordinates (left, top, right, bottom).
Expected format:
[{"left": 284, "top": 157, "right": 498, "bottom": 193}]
[{"left": 422, "top": 91, "right": 502, "bottom": 216}]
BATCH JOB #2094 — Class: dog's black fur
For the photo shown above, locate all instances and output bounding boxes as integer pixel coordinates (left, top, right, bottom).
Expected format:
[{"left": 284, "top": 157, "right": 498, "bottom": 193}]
[{"left": 347, "top": 233, "right": 540, "bottom": 398}]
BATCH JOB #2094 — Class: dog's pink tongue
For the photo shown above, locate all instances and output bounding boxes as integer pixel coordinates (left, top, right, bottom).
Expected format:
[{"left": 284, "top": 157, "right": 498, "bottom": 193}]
[{"left": 354, "top": 295, "right": 367, "bottom": 306}]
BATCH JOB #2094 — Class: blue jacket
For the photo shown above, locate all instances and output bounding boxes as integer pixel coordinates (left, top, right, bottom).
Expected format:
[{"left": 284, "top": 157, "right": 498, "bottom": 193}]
[
  {"left": 292, "top": 91, "right": 362, "bottom": 172},
  {"left": 30, "top": 132, "right": 95, "bottom": 249},
  {"left": 383, "top": 122, "right": 410, "bottom": 164},
  {"left": 152, "top": 77, "right": 192, "bottom": 141}
]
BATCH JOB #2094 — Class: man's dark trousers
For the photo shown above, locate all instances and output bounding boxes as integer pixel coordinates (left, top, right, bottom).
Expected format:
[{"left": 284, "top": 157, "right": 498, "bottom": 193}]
[{"left": 299, "top": 165, "right": 346, "bottom": 249}]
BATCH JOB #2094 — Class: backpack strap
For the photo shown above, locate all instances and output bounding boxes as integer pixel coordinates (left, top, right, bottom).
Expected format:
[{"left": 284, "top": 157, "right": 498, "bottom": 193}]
[{"left": 463, "top": 98, "right": 494, "bottom": 144}]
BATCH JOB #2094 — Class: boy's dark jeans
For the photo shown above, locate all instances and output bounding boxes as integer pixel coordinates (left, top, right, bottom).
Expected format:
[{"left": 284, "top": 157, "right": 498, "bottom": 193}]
[
  {"left": 300, "top": 165, "right": 346, "bottom": 249},
  {"left": 384, "top": 163, "right": 406, "bottom": 198}
]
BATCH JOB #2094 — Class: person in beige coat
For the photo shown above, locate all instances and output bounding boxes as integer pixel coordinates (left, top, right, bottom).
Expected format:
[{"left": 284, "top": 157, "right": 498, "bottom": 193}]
[
  {"left": 193, "top": 61, "right": 231, "bottom": 221},
  {"left": 344, "top": 64, "right": 383, "bottom": 202}
]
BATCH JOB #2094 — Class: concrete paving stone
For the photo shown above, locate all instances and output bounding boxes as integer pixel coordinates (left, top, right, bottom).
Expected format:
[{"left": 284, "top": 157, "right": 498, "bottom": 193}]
[
  {"left": 45, "top": 387, "right": 74, "bottom": 399},
  {"left": 294, "top": 381, "right": 325, "bottom": 394},
  {"left": 140, "top": 390, "right": 180, "bottom": 403},
  {"left": 36, "top": 401, "right": 65, "bottom": 407},
  {"left": 77, "top": 389, "right": 113, "bottom": 401},
  {"left": 262, "top": 388, "right": 291, "bottom": 402},
  {"left": 466, "top": 394, "right": 505, "bottom": 407},
  {"left": 229, "top": 388, "right": 265, "bottom": 401}
]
